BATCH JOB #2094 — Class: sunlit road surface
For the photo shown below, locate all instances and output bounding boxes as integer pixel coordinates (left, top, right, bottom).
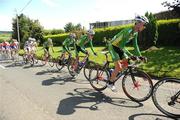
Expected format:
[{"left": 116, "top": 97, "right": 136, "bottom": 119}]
[{"left": 0, "top": 59, "right": 178, "bottom": 120}]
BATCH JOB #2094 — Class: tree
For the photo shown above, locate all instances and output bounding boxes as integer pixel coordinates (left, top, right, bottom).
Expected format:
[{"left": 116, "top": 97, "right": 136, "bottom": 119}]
[
  {"left": 138, "top": 12, "right": 158, "bottom": 50},
  {"left": 12, "top": 13, "right": 44, "bottom": 47},
  {"left": 64, "top": 22, "right": 83, "bottom": 33},
  {"left": 162, "top": 0, "right": 180, "bottom": 16},
  {"left": 64, "top": 22, "right": 75, "bottom": 32}
]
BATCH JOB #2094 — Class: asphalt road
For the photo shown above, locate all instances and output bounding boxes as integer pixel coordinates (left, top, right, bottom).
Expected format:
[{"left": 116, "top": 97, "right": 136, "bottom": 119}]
[{"left": 0, "top": 59, "right": 178, "bottom": 120}]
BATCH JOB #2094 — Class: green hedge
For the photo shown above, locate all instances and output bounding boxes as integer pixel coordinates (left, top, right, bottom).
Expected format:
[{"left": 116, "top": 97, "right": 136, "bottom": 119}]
[
  {"left": 157, "top": 19, "right": 180, "bottom": 46},
  {"left": 44, "top": 19, "right": 180, "bottom": 47},
  {"left": 43, "top": 33, "right": 68, "bottom": 46}
]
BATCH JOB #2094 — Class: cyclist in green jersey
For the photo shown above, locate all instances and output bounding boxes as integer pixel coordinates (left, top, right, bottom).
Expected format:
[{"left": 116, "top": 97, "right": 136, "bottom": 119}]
[
  {"left": 43, "top": 38, "right": 54, "bottom": 57},
  {"left": 107, "top": 15, "right": 149, "bottom": 91},
  {"left": 73, "top": 29, "right": 97, "bottom": 71},
  {"left": 60, "top": 33, "right": 76, "bottom": 59}
]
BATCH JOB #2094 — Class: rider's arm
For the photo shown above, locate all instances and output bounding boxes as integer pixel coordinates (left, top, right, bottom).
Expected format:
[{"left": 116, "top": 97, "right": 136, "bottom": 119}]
[
  {"left": 132, "top": 33, "right": 142, "bottom": 56},
  {"left": 89, "top": 40, "right": 96, "bottom": 55}
]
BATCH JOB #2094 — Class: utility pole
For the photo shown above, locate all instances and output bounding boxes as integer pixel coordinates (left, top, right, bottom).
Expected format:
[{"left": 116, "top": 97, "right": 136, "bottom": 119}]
[
  {"left": 15, "top": 9, "right": 20, "bottom": 46},
  {"left": 15, "top": 0, "right": 32, "bottom": 48}
]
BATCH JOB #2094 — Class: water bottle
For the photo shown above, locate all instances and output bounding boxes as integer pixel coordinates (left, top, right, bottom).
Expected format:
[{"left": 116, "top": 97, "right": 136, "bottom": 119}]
[{"left": 79, "top": 61, "right": 84, "bottom": 67}]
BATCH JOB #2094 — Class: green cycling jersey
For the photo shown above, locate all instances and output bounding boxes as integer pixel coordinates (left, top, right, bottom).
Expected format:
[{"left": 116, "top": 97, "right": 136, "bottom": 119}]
[
  {"left": 43, "top": 41, "right": 53, "bottom": 48},
  {"left": 111, "top": 28, "right": 141, "bottom": 56},
  {"left": 62, "top": 37, "right": 75, "bottom": 53},
  {"left": 75, "top": 34, "right": 96, "bottom": 55},
  {"left": 108, "top": 28, "right": 141, "bottom": 61}
]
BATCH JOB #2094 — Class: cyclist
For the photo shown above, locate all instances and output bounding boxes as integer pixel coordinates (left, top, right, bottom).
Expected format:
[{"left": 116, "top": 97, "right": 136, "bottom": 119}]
[
  {"left": 61, "top": 33, "right": 76, "bottom": 59},
  {"left": 106, "top": 15, "right": 149, "bottom": 91},
  {"left": 24, "top": 37, "right": 33, "bottom": 55},
  {"left": 2, "top": 40, "right": 10, "bottom": 54},
  {"left": 43, "top": 38, "right": 54, "bottom": 57},
  {"left": 10, "top": 39, "right": 19, "bottom": 57},
  {"left": 30, "top": 38, "right": 38, "bottom": 55},
  {"left": 73, "top": 29, "right": 97, "bottom": 72}
]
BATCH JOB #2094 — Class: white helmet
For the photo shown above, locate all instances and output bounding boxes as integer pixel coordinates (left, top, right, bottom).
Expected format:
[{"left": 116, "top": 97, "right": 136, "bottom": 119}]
[
  {"left": 69, "top": 33, "right": 76, "bottom": 39},
  {"left": 32, "top": 38, "right": 36, "bottom": 42},
  {"left": 135, "top": 15, "right": 149, "bottom": 24},
  {"left": 48, "top": 38, "right": 52, "bottom": 42},
  {"left": 87, "top": 29, "right": 95, "bottom": 35},
  {"left": 28, "top": 37, "right": 33, "bottom": 41}
]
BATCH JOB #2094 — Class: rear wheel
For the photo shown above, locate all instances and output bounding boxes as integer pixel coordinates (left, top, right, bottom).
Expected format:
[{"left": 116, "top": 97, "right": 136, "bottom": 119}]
[
  {"left": 152, "top": 78, "right": 180, "bottom": 118},
  {"left": 56, "top": 56, "right": 65, "bottom": 71},
  {"left": 122, "top": 69, "right": 153, "bottom": 102}
]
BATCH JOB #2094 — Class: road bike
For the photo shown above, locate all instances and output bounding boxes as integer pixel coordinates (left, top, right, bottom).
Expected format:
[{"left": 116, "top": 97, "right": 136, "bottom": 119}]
[
  {"left": 152, "top": 78, "right": 180, "bottom": 118},
  {"left": 23, "top": 53, "right": 38, "bottom": 66},
  {"left": 56, "top": 52, "right": 72, "bottom": 71},
  {"left": 41, "top": 50, "right": 55, "bottom": 67},
  {"left": 88, "top": 51, "right": 153, "bottom": 102},
  {"left": 67, "top": 53, "right": 96, "bottom": 80}
]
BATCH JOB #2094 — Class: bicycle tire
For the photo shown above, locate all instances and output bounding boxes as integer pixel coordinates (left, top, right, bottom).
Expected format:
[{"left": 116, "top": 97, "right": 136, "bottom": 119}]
[
  {"left": 67, "top": 58, "right": 77, "bottom": 77},
  {"left": 56, "top": 56, "right": 65, "bottom": 71},
  {"left": 23, "top": 54, "right": 28, "bottom": 64},
  {"left": 29, "top": 56, "right": 34, "bottom": 67},
  {"left": 152, "top": 78, "right": 180, "bottom": 118},
  {"left": 88, "top": 68, "right": 109, "bottom": 91},
  {"left": 48, "top": 55, "right": 54, "bottom": 67},
  {"left": 83, "top": 61, "right": 96, "bottom": 80},
  {"left": 41, "top": 54, "right": 47, "bottom": 66},
  {"left": 122, "top": 69, "right": 153, "bottom": 102}
]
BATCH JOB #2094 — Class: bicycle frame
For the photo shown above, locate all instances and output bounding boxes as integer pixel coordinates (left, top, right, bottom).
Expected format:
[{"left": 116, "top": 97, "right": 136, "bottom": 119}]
[{"left": 77, "top": 54, "right": 89, "bottom": 71}]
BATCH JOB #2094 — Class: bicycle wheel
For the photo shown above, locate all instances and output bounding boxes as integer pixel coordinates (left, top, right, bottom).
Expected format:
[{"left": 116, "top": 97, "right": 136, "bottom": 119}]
[
  {"left": 67, "top": 58, "right": 77, "bottom": 77},
  {"left": 56, "top": 56, "right": 65, "bottom": 71},
  {"left": 41, "top": 54, "right": 47, "bottom": 66},
  {"left": 83, "top": 61, "right": 96, "bottom": 80},
  {"left": 122, "top": 69, "right": 153, "bottom": 102},
  {"left": 89, "top": 68, "right": 109, "bottom": 91},
  {"left": 33, "top": 54, "right": 39, "bottom": 64},
  {"left": 152, "top": 78, "right": 180, "bottom": 118},
  {"left": 48, "top": 55, "right": 54, "bottom": 67},
  {"left": 29, "top": 56, "right": 34, "bottom": 67},
  {"left": 23, "top": 54, "right": 28, "bottom": 64}
]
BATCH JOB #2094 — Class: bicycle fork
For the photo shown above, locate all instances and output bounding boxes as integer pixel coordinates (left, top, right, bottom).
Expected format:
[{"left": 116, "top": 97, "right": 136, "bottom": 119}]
[{"left": 168, "top": 90, "right": 180, "bottom": 105}]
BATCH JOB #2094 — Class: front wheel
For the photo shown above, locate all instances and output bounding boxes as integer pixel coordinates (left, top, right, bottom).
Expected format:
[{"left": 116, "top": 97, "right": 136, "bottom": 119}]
[
  {"left": 48, "top": 55, "right": 54, "bottom": 67},
  {"left": 122, "top": 69, "right": 153, "bottom": 102},
  {"left": 67, "top": 58, "right": 77, "bottom": 77},
  {"left": 56, "top": 56, "right": 65, "bottom": 71},
  {"left": 88, "top": 68, "right": 109, "bottom": 91},
  {"left": 152, "top": 78, "right": 180, "bottom": 118},
  {"left": 83, "top": 61, "right": 96, "bottom": 80},
  {"left": 41, "top": 54, "right": 47, "bottom": 66}
]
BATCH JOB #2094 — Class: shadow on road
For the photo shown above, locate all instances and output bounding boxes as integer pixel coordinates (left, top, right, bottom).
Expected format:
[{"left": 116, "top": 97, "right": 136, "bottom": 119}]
[
  {"left": 129, "top": 113, "right": 177, "bottom": 120},
  {"left": 57, "top": 88, "right": 143, "bottom": 115},
  {"left": 42, "top": 75, "right": 75, "bottom": 86}
]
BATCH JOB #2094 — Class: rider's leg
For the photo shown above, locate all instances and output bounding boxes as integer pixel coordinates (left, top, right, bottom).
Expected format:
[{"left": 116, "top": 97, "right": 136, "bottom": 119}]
[{"left": 110, "top": 60, "right": 122, "bottom": 82}]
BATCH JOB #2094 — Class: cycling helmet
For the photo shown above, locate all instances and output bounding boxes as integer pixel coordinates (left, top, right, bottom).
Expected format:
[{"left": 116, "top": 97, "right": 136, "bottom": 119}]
[
  {"left": 135, "top": 15, "right": 149, "bottom": 24},
  {"left": 48, "top": 38, "right": 52, "bottom": 42},
  {"left": 69, "top": 33, "right": 76, "bottom": 39},
  {"left": 87, "top": 29, "right": 95, "bottom": 35},
  {"left": 28, "top": 37, "right": 33, "bottom": 41}
]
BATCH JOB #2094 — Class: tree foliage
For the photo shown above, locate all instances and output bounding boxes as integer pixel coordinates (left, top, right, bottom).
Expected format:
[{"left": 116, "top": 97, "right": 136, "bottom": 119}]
[
  {"left": 43, "top": 29, "right": 65, "bottom": 35},
  {"left": 162, "top": 0, "right": 180, "bottom": 16},
  {"left": 12, "top": 14, "right": 44, "bottom": 47},
  {"left": 64, "top": 22, "right": 83, "bottom": 32},
  {"left": 139, "top": 12, "right": 158, "bottom": 50}
]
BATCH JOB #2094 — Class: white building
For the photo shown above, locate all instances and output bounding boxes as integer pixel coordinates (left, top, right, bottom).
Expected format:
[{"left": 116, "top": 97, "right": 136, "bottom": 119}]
[{"left": 90, "top": 20, "right": 133, "bottom": 28}]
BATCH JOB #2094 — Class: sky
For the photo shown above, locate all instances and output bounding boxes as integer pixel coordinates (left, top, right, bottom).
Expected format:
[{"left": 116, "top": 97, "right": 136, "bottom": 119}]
[{"left": 0, "top": 0, "right": 172, "bottom": 31}]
